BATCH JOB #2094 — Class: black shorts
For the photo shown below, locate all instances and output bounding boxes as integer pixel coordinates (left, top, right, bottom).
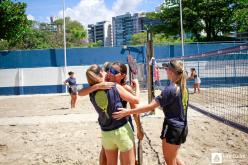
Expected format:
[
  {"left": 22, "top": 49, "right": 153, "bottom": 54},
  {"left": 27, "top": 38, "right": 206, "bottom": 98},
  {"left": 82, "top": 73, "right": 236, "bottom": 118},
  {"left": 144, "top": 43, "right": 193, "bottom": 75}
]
[
  {"left": 160, "top": 121, "right": 188, "bottom": 145},
  {"left": 68, "top": 88, "right": 77, "bottom": 95}
]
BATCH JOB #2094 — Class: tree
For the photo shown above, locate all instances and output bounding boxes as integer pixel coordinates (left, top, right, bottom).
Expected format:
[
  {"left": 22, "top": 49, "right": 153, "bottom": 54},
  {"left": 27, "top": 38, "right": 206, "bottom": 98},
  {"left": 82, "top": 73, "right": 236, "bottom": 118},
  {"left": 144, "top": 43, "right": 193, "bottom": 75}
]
[
  {"left": 129, "top": 32, "right": 193, "bottom": 45},
  {"left": 129, "top": 32, "right": 147, "bottom": 45},
  {"left": 0, "top": 0, "right": 30, "bottom": 44},
  {"left": 149, "top": 0, "right": 236, "bottom": 41},
  {"left": 54, "top": 17, "right": 86, "bottom": 47},
  {"left": 87, "top": 40, "right": 103, "bottom": 48},
  {"left": 197, "top": 0, "right": 234, "bottom": 40},
  {"left": 232, "top": 0, "right": 248, "bottom": 32}
]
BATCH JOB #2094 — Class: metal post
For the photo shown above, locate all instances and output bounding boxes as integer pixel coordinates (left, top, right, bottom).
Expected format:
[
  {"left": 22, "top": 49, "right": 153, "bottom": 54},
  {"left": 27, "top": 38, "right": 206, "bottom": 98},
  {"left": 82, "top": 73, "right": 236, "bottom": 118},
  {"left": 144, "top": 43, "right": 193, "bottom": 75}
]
[
  {"left": 179, "top": 0, "right": 185, "bottom": 57},
  {"left": 128, "top": 49, "right": 132, "bottom": 85},
  {"left": 147, "top": 29, "right": 155, "bottom": 112},
  {"left": 62, "top": 0, "right": 67, "bottom": 93}
]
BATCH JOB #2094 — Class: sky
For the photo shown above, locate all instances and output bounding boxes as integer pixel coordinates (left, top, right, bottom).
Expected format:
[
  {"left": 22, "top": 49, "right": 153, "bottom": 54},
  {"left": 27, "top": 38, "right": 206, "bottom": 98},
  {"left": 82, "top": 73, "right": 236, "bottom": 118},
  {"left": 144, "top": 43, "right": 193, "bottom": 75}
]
[{"left": 18, "top": 0, "right": 164, "bottom": 26}]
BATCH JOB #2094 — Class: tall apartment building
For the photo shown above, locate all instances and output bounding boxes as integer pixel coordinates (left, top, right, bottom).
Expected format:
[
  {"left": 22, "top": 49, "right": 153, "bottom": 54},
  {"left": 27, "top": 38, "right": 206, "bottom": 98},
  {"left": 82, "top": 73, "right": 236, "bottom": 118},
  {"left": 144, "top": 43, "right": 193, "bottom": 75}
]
[
  {"left": 112, "top": 12, "right": 161, "bottom": 46},
  {"left": 87, "top": 21, "right": 113, "bottom": 47},
  {"left": 112, "top": 13, "right": 134, "bottom": 46}
]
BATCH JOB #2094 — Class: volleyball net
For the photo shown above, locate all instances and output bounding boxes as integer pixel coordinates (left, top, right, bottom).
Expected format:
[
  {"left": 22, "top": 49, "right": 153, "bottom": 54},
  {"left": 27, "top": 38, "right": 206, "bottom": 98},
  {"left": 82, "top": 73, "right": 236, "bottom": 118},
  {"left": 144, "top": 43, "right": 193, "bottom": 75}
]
[{"left": 157, "top": 43, "right": 248, "bottom": 133}]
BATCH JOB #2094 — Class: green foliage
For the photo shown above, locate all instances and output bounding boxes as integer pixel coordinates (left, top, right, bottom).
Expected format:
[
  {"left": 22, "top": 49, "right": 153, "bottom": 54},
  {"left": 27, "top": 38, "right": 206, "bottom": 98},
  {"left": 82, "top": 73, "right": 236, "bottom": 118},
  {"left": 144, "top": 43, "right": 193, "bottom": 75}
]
[
  {"left": 55, "top": 17, "right": 86, "bottom": 45},
  {"left": 129, "top": 32, "right": 147, "bottom": 45},
  {"left": 87, "top": 40, "right": 103, "bottom": 48},
  {"left": 129, "top": 32, "right": 194, "bottom": 45},
  {"left": 232, "top": 0, "right": 248, "bottom": 32},
  {"left": 149, "top": 0, "right": 240, "bottom": 41},
  {"left": 1, "top": 12, "right": 87, "bottom": 50},
  {"left": 196, "top": 0, "right": 234, "bottom": 40},
  {"left": 0, "top": 40, "right": 9, "bottom": 50},
  {"left": 0, "top": 0, "right": 30, "bottom": 44}
]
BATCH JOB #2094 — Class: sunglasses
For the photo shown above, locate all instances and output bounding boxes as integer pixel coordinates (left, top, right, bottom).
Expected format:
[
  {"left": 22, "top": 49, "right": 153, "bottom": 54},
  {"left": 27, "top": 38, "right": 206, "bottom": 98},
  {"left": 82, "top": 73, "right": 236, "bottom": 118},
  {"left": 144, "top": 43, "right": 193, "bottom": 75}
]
[{"left": 109, "top": 67, "right": 120, "bottom": 75}]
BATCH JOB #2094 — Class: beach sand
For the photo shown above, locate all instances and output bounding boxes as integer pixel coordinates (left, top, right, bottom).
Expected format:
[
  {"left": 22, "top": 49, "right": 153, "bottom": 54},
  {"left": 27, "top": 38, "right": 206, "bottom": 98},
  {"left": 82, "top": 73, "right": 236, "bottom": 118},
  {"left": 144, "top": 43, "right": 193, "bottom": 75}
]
[{"left": 0, "top": 91, "right": 247, "bottom": 165}]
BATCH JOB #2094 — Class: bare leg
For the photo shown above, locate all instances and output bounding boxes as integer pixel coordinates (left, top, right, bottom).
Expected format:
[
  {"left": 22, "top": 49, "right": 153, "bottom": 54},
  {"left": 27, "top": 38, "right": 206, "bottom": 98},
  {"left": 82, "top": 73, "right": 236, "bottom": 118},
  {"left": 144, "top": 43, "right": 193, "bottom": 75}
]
[
  {"left": 100, "top": 147, "right": 107, "bottom": 165},
  {"left": 193, "top": 84, "right": 196, "bottom": 93},
  {"left": 176, "top": 156, "right": 185, "bottom": 165},
  {"left": 104, "top": 149, "right": 118, "bottom": 165},
  {"left": 197, "top": 83, "right": 200, "bottom": 94},
  {"left": 70, "top": 95, "right": 73, "bottom": 109},
  {"left": 162, "top": 139, "right": 181, "bottom": 165},
  {"left": 73, "top": 94, "right": 77, "bottom": 108},
  {"left": 120, "top": 148, "right": 135, "bottom": 165}
]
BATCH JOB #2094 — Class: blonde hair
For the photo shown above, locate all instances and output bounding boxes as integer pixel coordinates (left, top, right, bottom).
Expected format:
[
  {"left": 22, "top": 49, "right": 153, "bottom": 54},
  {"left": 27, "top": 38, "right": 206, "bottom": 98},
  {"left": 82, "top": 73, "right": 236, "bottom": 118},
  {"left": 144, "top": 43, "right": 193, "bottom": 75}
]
[
  {"left": 169, "top": 60, "right": 187, "bottom": 95},
  {"left": 86, "top": 64, "right": 103, "bottom": 86}
]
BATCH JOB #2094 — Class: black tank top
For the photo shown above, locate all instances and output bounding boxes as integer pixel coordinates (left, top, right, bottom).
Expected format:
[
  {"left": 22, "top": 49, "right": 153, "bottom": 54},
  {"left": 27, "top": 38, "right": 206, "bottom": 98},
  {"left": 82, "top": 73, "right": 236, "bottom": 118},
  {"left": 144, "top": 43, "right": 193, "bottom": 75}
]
[{"left": 89, "top": 86, "right": 128, "bottom": 131}]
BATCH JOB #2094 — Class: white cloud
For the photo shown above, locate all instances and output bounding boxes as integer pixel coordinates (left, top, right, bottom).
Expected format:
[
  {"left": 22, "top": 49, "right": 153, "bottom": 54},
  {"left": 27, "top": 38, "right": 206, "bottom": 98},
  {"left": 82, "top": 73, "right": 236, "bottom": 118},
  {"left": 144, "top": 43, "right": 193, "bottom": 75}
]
[
  {"left": 27, "top": 14, "right": 35, "bottom": 21},
  {"left": 112, "top": 0, "right": 143, "bottom": 14},
  {"left": 58, "top": 0, "right": 144, "bottom": 26}
]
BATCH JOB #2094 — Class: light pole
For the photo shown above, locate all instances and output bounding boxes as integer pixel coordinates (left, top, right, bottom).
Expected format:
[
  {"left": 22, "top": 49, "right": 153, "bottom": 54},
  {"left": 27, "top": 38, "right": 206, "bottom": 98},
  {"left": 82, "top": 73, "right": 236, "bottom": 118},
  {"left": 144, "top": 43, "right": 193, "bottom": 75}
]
[
  {"left": 179, "top": 0, "right": 185, "bottom": 57},
  {"left": 62, "top": 0, "right": 67, "bottom": 93}
]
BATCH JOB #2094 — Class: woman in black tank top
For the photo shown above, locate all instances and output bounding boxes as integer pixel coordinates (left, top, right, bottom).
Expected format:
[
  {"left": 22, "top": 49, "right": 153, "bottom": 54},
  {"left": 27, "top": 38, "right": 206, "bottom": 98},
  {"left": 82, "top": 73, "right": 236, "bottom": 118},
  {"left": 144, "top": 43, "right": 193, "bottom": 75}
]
[
  {"left": 110, "top": 62, "right": 141, "bottom": 133},
  {"left": 79, "top": 62, "right": 144, "bottom": 165}
]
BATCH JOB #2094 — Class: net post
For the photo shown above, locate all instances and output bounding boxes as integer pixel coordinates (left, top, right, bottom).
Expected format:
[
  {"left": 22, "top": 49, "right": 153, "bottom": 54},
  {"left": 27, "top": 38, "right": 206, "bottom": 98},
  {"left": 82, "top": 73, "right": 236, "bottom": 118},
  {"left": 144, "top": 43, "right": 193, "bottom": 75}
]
[{"left": 146, "top": 29, "right": 155, "bottom": 112}]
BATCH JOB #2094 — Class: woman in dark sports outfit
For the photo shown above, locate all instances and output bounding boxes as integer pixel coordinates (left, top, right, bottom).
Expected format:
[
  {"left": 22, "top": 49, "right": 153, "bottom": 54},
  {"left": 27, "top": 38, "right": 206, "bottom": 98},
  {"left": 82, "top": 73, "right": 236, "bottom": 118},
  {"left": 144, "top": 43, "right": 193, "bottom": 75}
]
[
  {"left": 64, "top": 71, "right": 77, "bottom": 109},
  {"left": 110, "top": 62, "right": 143, "bottom": 135},
  {"left": 79, "top": 62, "right": 144, "bottom": 165},
  {"left": 113, "top": 60, "right": 189, "bottom": 165},
  {"left": 85, "top": 64, "right": 141, "bottom": 165}
]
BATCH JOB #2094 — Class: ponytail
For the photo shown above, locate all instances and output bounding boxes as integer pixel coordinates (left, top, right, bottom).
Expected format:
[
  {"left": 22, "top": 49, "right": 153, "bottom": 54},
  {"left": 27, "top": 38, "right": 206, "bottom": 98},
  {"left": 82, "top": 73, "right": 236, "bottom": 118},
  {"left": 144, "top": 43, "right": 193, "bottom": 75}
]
[
  {"left": 86, "top": 64, "right": 103, "bottom": 86},
  {"left": 170, "top": 60, "right": 187, "bottom": 96},
  {"left": 170, "top": 60, "right": 188, "bottom": 113},
  {"left": 173, "top": 72, "right": 187, "bottom": 96}
]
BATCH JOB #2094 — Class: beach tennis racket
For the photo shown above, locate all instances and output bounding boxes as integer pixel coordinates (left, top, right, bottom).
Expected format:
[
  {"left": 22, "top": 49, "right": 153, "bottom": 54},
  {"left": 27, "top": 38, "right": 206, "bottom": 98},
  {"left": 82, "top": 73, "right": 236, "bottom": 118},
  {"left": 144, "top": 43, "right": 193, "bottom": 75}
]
[
  {"left": 95, "top": 91, "right": 109, "bottom": 119},
  {"left": 137, "top": 140, "right": 143, "bottom": 165},
  {"left": 127, "top": 54, "right": 138, "bottom": 79}
]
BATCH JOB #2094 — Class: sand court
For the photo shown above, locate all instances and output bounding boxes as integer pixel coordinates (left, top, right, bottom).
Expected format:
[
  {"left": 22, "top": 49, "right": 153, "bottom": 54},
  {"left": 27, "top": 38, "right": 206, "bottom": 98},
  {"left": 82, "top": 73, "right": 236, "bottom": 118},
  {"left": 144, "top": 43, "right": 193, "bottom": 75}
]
[{"left": 0, "top": 92, "right": 247, "bottom": 165}]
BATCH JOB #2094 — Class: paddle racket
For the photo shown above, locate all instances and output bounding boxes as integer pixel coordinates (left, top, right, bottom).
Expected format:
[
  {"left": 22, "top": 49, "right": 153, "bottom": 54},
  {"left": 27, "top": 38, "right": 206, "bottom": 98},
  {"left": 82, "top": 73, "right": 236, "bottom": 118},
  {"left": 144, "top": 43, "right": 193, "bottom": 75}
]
[{"left": 95, "top": 91, "right": 109, "bottom": 119}]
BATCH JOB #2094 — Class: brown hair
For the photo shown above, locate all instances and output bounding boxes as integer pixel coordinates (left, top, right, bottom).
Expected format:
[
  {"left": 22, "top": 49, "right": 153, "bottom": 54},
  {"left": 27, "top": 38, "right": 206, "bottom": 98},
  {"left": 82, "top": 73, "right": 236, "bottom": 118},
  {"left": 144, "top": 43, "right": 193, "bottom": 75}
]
[
  {"left": 103, "top": 62, "right": 112, "bottom": 72},
  {"left": 112, "top": 62, "right": 127, "bottom": 85},
  {"left": 68, "top": 71, "right": 74, "bottom": 75},
  {"left": 86, "top": 64, "right": 103, "bottom": 86},
  {"left": 169, "top": 60, "right": 187, "bottom": 95}
]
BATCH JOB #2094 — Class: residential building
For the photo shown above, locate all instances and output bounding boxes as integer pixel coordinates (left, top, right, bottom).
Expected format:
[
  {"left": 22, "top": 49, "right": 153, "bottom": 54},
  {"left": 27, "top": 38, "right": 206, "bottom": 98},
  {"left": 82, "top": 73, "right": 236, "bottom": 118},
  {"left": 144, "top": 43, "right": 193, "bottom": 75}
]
[
  {"left": 112, "top": 12, "right": 161, "bottom": 46},
  {"left": 112, "top": 13, "right": 134, "bottom": 46},
  {"left": 87, "top": 24, "right": 95, "bottom": 43},
  {"left": 87, "top": 21, "right": 113, "bottom": 47}
]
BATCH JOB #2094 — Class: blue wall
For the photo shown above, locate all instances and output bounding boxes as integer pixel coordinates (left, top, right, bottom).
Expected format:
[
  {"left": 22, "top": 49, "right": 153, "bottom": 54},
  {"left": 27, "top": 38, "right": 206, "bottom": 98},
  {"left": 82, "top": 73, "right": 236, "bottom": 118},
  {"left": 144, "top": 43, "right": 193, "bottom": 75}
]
[
  {"left": 0, "top": 43, "right": 244, "bottom": 69},
  {"left": 1, "top": 43, "right": 247, "bottom": 95}
]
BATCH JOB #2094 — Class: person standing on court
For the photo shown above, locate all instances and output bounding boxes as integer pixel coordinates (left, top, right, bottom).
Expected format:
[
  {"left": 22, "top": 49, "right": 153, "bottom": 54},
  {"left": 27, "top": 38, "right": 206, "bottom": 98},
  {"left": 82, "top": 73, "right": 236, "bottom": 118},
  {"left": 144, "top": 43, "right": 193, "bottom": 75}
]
[
  {"left": 85, "top": 64, "right": 139, "bottom": 165},
  {"left": 189, "top": 68, "right": 201, "bottom": 93},
  {"left": 154, "top": 65, "right": 161, "bottom": 90},
  {"left": 64, "top": 71, "right": 77, "bottom": 109}
]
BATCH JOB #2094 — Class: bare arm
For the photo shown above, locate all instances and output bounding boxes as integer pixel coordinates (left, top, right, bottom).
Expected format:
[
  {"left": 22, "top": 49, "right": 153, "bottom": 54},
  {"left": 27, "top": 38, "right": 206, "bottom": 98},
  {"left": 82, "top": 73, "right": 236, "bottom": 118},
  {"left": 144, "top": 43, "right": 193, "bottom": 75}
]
[
  {"left": 64, "top": 79, "right": 68, "bottom": 86},
  {"left": 116, "top": 79, "right": 140, "bottom": 104},
  {"left": 124, "top": 85, "right": 144, "bottom": 140},
  {"left": 78, "top": 82, "right": 114, "bottom": 96},
  {"left": 113, "top": 100, "right": 160, "bottom": 120}
]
